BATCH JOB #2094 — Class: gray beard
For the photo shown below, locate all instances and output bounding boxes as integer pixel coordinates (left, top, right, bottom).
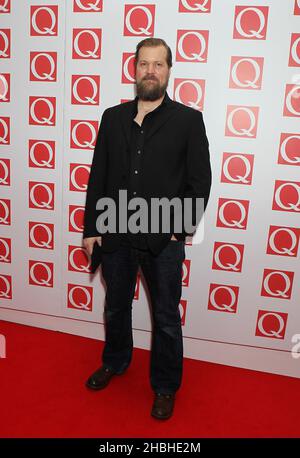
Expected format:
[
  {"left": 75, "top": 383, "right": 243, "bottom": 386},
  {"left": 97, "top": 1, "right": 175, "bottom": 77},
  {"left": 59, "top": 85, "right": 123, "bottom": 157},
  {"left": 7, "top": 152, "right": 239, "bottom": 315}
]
[{"left": 136, "top": 78, "right": 169, "bottom": 101}]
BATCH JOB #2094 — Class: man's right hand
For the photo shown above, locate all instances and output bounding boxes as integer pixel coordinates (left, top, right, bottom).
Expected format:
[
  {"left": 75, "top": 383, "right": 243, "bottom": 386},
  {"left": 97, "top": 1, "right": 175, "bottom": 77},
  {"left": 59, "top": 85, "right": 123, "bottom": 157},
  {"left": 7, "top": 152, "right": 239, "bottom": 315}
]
[{"left": 83, "top": 236, "right": 102, "bottom": 256}]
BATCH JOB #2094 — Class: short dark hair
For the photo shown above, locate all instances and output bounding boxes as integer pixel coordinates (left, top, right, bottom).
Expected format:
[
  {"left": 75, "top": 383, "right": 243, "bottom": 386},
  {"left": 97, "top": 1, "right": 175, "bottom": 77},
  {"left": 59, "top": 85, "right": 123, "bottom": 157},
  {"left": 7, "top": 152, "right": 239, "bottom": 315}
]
[{"left": 134, "top": 38, "right": 173, "bottom": 69}]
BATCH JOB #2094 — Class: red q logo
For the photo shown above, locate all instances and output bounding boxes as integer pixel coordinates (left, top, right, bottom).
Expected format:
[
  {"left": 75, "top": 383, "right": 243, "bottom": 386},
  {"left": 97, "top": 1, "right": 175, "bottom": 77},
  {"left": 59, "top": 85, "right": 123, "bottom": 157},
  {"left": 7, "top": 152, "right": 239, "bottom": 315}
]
[
  {"left": 255, "top": 311, "right": 287, "bottom": 339},
  {"left": 216, "top": 198, "right": 249, "bottom": 230},
  {"left": 67, "top": 283, "right": 93, "bottom": 311},
  {"left": 0, "top": 74, "right": 10, "bottom": 102},
  {"left": 0, "top": 274, "right": 12, "bottom": 299},
  {"left": 272, "top": 180, "right": 300, "bottom": 213},
  {"left": 179, "top": 299, "right": 187, "bottom": 326},
  {"left": 229, "top": 56, "right": 264, "bottom": 90},
  {"left": 0, "top": 237, "right": 11, "bottom": 263},
  {"left": 0, "top": 29, "right": 10, "bottom": 58},
  {"left": 289, "top": 34, "right": 300, "bottom": 67},
  {"left": 294, "top": 0, "right": 300, "bottom": 15},
  {"left": 176, "top": 30, "right": 209, "bottom": 63},
  {"left": 182, "top": 259, "right": 191, "bottom": 287},
  {"left": 124, "top": 4, "right": 155, "bottom": 36},
  {"left": 29, "top": 222, "right": 54, "bottom": 250},
  {"left": 30, "top": 6, "right": 58, "bottom": 36},
  {"left": 29, "top": 97, "right": 56, "bottom": 126},
  {"left": 221, "top": 153, "right": 254, "bottom": 185},
  {"left": 68, "top": 246, "right": 91, "bottom": 273},
  {"left": 278, "top": 133, "right": 300, "bottom": 166},
  {"left": 71, "top": 75, "right": 100, "bottom": 105},
  {"left": 233, "top": 6, "right": 269, "bottom": 40},
  {"left": 283, "top": 84, "right": 300, "bottom": 117},
  {"left": 0, "top": 0, "right": 11, "bottom": 13},
  {"left": 0, "top": 159, "right": 10, "bottom": 186},
  {"left": 69, "top": 164, "right": 90, "bottom": 192},
  {"left": 29, "top": 182, "right": 55, "bottom": 210},
  {"left": 73, "top": 0, "right": 103, "bottom": 12},
  {"left": 173, "top": 78, "right": 205, "bottom": 110},
  {"left": 29, "top": 140, "right": 56, "bottom": 169},
  {"left": 72, "top": 29, "right": 101, "bottom": 59},
  {"left": 179, "top": 0, "right": 211, "bottom": 13},
  {"left": 208, "top": 284, "right": 239, "bottom": 313},
  {"left": 30, "top": 52, "right": 57, "bottom": 82},
  {"left": 0, "top": 199, "right": 10, "bottom": 225},
  {"left": 0, "top": 117, "right": 10, "bottom": 144},
  {"left": 261, "top": 269, "right": 294, "bottom": 300},
  {"left": 212, "top": 242, "right": 244, "bottom": 272},
  {"left": 266, "top": 226, "right": 300, "bottom": 258},
  {"left": 122, "top": 53, "right": 136, "bottom": 84},
  {"left": 29, "top": 261, "right": 54, "bottom": 287},
  {"left": 70, "top": 120, "right": 98, "bottom": 149},
  {"left": 225, "top": 105, "right": 259, "bottom": 138},
  {"left": 69, "top": 205, "right": 85, "bottom": 233}
]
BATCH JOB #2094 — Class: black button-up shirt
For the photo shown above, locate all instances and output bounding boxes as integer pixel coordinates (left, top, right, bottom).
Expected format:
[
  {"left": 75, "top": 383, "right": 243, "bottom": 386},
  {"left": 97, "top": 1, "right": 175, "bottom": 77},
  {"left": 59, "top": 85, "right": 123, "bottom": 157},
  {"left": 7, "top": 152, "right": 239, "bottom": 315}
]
[{"left": 122, "top": 92, "right": 168, "bottom": 250}]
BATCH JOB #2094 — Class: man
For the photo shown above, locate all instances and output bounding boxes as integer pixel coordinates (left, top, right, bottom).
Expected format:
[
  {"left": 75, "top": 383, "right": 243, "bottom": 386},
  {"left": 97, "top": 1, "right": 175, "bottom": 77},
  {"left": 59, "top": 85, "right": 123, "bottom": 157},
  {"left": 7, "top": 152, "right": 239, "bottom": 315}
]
[{"left": 83, "top": 38, "right": 212, "bottom": 420}]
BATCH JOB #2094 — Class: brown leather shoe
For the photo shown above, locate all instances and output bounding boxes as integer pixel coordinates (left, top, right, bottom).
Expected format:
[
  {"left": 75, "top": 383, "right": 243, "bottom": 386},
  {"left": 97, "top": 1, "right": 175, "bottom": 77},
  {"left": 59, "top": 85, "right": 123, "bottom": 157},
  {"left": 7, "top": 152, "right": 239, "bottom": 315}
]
[
  {"left": 85, "top": 366, "right": 123, "bottom": 390},
  {"left": 151, "top": 393, "right": 175, "bottom": 420}
]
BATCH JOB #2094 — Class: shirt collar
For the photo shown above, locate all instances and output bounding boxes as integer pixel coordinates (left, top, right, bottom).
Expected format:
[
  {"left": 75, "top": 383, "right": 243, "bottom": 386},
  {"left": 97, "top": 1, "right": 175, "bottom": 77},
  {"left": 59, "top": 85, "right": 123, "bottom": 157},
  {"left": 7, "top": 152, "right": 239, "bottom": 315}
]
[{"left": 133, "top": 91, "right": 170, "bottom": 117}]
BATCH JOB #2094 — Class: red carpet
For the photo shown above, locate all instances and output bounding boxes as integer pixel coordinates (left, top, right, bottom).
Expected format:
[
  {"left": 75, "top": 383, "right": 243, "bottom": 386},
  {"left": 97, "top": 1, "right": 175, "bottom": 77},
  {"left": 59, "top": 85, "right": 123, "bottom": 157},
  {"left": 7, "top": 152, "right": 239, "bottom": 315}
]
[{"left": 0, "top": 319, "right": 299, "bottom": 438}]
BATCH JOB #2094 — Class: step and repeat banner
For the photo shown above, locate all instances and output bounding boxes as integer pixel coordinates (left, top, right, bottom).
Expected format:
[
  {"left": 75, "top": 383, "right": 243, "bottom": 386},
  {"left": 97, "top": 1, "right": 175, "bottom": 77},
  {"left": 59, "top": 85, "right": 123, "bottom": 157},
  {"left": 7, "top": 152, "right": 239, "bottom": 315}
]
[{"left": 1, "top": 0, "right": 300, "bottom": 378}]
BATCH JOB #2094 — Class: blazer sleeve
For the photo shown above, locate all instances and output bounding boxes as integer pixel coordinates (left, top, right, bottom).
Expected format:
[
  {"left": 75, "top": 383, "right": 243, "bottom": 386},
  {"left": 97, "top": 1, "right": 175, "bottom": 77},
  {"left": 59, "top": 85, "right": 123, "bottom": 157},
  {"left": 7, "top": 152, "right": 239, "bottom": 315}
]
[
  {"left": 83, "top": 108, "right": 109, "bottom": 239},
  {"left": 174, "top": 110, "right": 212, "bottom": 240}
]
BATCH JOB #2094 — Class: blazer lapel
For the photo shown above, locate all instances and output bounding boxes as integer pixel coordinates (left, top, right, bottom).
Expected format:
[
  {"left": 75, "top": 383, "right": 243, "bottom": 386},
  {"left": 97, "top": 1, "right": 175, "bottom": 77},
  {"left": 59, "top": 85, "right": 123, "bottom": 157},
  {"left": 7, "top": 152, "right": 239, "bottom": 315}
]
[{"left": 120, "top": 91, "right": 179, "bottom": 151}]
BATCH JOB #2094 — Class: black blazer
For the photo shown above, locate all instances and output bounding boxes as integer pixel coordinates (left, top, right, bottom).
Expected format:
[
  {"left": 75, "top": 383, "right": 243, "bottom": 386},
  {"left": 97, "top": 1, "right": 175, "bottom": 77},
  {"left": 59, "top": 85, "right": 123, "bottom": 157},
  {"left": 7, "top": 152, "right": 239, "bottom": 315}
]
[{"left": 83, "top": 91, "right": 212, "bottom": 256}]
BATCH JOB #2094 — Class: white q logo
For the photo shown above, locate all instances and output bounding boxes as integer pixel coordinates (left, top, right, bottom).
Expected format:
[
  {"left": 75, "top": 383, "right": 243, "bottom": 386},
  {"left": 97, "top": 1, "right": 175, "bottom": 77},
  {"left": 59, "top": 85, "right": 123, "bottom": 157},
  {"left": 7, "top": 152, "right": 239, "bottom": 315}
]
[
  {"left": 29, "top": 141, "right": 54, "bottom": 168},
  {"left": 31, "top": 7, "right": 56, "bottom": 35},
  {"left": 30, "top": 183, "right": 53, "bottom": 209},
  {"left": 75, "top": 0, "right": 101, "bottom": 11},
  {"left": 210, "top": 286, "right": 236, "bottom": 312},
  {"left": 218, "top": 200, "right": 247, "bottom": 228},
  {"left": 30, "top": 98, "right": 54, "bottom": 125},
  {"left": 263, "top": 271, "right": 291, "bottom": 298},
  {"left": 257, "top": 312, "right": 285, "bottom": 338},
  {"left": 0, "top": 160, "right": 9, "bottom": 185},
  {"left": 0, "top": 30, "right": 9, "bottom": 57},
  {"left": 69, "top": 286, "right": 91, "bottom": 310},
  {"left": 0, "top": 74, "right": 9, "bottom": 101},
  {"left": 178, "top": 31, "right": 207, "bottom": 61},
  {"left": 235, "top": 7, "right": 266, "bottom": 39},
  {"left": 274, "top": 182, "right": 300, "bottom": 212},
  {"left": 181, "top": 0, "right": 209, "bottom": 12},
  {"left": 71, "top": 122, "right": 97, "bottom": 149},
  {"left": 214, "top": 244, "right": 241, "bottom": 271},
  {"left": 31, "top": 53, "right": 55, "bottom": 81},
  {"left": 280, "top": 135, "right": 300, "bottom": 164},
  {"left": 269, "top": 228, "right": 297, "bottom": 256},
  {"left": 231, "top": 58, "right": 261, "bottom": 89},
  {"left": 73, "top": 77, "right": 98, "bottom": 104},
  {"left": 227, "top": 107, "right": 257, "bottom": 137},
  {"left": 223, "top": 154, "right": 251, "bottom": 184},
  {"left": 174, "top": 80, "right": 203, "bottom": 110},
  {"left": 125, "top": 6, "right": 152, "bottom": 36},
  {"left": 74, "top": 30, "right": 100, "bottom": 58},
  {"left": 0, "top": 0, "right": 9, "bottom": 13}
]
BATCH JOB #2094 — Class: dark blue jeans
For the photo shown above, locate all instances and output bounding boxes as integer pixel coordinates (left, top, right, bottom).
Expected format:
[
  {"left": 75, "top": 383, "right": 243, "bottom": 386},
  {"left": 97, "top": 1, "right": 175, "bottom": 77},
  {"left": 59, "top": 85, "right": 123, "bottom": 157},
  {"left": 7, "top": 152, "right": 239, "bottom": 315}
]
[{"left": 100, "top": 239, "right": 185, "bottom": 395}]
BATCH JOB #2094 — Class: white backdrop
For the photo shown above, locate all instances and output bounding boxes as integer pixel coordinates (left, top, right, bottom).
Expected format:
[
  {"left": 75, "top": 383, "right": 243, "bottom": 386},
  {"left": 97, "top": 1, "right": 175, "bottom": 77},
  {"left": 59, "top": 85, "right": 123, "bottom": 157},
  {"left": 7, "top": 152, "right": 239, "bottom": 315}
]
[{"left": 1, "top": 0, "right": 300, "bottom": 379}]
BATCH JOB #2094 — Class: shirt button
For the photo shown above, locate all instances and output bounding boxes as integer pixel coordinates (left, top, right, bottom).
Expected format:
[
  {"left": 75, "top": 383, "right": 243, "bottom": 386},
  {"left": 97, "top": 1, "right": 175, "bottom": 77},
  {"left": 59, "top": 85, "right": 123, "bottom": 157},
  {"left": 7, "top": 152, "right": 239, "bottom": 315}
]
[
  {"left": 133, "top": 191, "right": 137, "bottom": 195},
  {"left": 134, "top": 170, "right": 138, "bottom": 174},
  {"left": 141, "top": 130, "right": 144, "bottom": 134},
  {"left": 137, "top": 150, "right": 141, "bottom": 154}
]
